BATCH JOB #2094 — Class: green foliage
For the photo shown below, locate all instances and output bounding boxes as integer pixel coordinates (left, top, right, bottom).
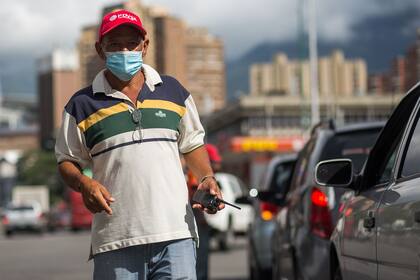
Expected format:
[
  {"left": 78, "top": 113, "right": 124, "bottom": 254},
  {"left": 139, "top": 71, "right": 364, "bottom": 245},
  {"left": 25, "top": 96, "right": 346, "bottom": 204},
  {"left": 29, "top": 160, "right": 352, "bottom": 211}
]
[{"left": 17, "top": 149, "right": 64, "bottom": 203}]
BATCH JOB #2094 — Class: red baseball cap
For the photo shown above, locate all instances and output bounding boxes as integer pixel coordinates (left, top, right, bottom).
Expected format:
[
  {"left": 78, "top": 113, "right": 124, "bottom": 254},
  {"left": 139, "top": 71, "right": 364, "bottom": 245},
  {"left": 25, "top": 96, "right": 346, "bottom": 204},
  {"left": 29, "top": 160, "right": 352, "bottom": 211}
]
[
  {"left": 98, "top": 9, "right": 147, "bottom": 42},
  {"left": 205, "top": 144, "right": 222, "bottom": 163}
]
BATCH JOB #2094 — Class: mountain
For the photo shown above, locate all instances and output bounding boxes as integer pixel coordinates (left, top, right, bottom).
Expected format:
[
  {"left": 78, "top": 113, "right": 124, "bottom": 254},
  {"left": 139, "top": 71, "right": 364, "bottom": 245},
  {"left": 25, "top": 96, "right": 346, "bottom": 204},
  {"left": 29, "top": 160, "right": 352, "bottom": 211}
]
[{"left": 226, "top": 8, "right": 419, "bottom": 100}]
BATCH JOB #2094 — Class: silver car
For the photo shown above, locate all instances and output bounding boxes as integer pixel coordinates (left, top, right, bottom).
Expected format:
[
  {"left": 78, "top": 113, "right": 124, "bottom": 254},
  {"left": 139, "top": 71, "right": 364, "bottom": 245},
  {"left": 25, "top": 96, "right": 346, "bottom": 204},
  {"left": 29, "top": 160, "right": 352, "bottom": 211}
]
[
  {"left": 2, "top": 201, "right": 47, "bottom": 236},
  {"left": 243, "top": 154, "right": 297, "bottom": 280},
  {"left": 315, "top": 83, "right": 420, "bottom": 280}
]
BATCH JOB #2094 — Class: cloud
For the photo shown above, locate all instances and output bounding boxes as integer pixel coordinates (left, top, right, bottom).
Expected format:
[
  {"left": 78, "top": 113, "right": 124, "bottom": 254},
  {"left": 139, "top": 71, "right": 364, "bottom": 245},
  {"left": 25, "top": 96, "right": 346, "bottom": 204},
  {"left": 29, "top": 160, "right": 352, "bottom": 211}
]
[
  {"left": 0, "top": 0, "right": 419, "bottom": 60},
  {"left": 0, "top": 0, "right": 419, "bottom": 59}
]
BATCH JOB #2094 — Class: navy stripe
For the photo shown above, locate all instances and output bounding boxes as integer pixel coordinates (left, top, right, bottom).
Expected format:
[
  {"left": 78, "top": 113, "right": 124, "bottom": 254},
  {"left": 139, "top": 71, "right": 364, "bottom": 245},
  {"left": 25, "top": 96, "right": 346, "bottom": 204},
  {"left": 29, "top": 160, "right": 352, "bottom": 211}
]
[
  {"left": 65, "top": 76, "right": 189, "bottom": 124},
  {"left": 65, "top": 86, "right": 123, "bottom": 124},
  {"left": 139, "top": 75, "right": 190, "bottom": 106},
  {"left": 91, "top": 137, "right": 178, "bottom": 157}
]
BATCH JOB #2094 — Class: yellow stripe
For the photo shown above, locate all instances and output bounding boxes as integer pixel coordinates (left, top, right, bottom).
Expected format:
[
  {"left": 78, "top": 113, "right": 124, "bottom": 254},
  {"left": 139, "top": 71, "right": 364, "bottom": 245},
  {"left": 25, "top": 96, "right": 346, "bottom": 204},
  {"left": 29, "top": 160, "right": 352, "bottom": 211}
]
[
  {"left": 137, "top": 100, "right": 186, "bottom": 117},
  {"left": 78, "top": 102, "right": 128, "bottom": 132}
]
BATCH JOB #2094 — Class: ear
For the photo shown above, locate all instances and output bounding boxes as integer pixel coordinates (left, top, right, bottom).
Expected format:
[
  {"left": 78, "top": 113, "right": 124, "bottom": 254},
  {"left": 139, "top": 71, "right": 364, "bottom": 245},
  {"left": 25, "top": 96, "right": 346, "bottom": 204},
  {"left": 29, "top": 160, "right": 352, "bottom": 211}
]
[
  {"left": 95, "top": 41, "right": 106, "bottom": 61},
  {"left": 142, "top": 38, "right": 149, "bottom": 58}
]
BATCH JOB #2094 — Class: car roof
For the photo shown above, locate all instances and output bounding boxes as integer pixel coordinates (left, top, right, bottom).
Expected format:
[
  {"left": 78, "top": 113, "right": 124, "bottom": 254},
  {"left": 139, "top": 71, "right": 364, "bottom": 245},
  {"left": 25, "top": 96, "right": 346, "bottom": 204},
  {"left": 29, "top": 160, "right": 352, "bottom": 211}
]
[{"left": 334, "top": 121, "right": 385, "bottom": 134}]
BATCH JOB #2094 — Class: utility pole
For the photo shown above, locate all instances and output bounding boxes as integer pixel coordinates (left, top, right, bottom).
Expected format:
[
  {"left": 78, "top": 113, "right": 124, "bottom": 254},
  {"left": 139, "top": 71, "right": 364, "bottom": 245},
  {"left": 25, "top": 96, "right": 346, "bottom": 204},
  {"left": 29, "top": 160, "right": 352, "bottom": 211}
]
[{"left": 308, "top": 0, "right": 320, "bottom": 126}]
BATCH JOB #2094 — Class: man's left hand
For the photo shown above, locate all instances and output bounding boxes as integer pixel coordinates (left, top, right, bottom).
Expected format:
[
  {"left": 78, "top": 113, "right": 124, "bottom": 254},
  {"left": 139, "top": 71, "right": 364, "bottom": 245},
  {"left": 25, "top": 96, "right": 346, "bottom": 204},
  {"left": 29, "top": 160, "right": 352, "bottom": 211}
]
[{"left": 192, "top": 176, "right": 225, "bottom": 214}]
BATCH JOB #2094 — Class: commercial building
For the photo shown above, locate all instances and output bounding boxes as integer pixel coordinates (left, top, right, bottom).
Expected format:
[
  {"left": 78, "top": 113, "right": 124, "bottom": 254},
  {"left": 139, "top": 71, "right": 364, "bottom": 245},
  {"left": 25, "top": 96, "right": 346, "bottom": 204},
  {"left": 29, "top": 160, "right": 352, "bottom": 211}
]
[
  {"left": 250, "top": 50, "right": 367, "bottom": 98},
  {"left": 185, "top": 27, "right": 226, "bottom": 115},
  {"left": 370, "top": 28, "right": 420, "bottom": 94},
  {"left": 154, "top": 15, "right": 188, "bottom": 85},
  {"left": 37, "top": 49, "right": 80, "bottom": 149}
]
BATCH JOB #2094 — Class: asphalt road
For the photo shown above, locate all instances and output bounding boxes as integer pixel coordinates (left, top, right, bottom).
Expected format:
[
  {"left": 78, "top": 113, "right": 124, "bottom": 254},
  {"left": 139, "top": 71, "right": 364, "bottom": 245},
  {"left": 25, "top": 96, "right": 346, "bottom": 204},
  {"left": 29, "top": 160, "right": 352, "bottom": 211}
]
[{"left": 0, "top": 230, "right": 248, "bottom": 280}]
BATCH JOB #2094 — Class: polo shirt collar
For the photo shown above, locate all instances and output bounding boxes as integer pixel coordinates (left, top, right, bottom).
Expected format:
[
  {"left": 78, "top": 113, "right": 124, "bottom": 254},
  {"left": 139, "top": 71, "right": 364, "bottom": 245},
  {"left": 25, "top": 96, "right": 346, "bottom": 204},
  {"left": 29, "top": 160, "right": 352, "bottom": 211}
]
[{"left": 92, "top": 64, "right": 163, "bottom": 99}]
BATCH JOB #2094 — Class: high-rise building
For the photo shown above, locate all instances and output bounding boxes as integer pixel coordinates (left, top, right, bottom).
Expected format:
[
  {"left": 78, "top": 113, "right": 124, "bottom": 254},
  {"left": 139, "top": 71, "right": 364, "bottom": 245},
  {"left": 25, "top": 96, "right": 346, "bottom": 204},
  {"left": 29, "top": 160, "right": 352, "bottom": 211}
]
[
  {"left": 37, "top": 50, "right": 80, "bottom": 149},
  {"left": 78, "top": 25, "right": 104, "bottom": 87},
  {"left": 185, "top": 27, "right": 226, "bottom": 115},
  {"left": 154, "top": 15, "right": 188, "bottom": 85},
  {"left": 390, "top": 56, "right": 406, "bottom": 93},
  {"left": 405, "top": 28, "right": 420, "bottom": 91},
  {"left": 249, "top": 50, "right": 367, "bottom": 98}
]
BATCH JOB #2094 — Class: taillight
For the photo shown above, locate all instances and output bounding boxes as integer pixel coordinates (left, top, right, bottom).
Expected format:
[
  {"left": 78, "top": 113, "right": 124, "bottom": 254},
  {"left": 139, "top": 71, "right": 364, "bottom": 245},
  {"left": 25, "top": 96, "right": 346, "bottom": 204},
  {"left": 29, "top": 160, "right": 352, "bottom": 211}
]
[
  {"left": 38, "top": 213, "right": 45, "bottom": 220},
  {"left": 260, "top": 202, "right": 279, "bottom": 221},
  {"left": 310, "top": 187, "right": 333, "bottom": 239},
  {"left": 2, "top": 216, "right": 9, "bottom": 225}
]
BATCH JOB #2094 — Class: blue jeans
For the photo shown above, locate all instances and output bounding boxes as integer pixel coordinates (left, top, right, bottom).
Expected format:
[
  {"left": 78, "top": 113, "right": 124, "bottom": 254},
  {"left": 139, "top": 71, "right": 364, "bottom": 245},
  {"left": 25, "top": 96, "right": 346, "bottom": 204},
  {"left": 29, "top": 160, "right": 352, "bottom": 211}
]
[{"left": 93, "top": 238, "right": 197, "bottom": 280}]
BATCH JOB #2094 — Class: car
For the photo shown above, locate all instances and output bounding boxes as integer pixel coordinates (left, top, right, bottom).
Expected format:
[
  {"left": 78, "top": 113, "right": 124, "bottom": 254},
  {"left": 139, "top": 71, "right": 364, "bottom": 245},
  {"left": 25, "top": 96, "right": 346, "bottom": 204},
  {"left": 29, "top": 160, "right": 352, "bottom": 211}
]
[
  {"left": 272, "top": 120, "right": 384, "bottom": 280},
  {"left": 315, "top": 83, "right": 420, "bottom": 280},
  {"left": 240, "top": 154, "right": 297, "bottom": 280},
  {"left": 1, "top": 201, "right": 47, "bottom": 236},
  {"left": 204, "top": 172, "right": 253, "bottom": 250}
]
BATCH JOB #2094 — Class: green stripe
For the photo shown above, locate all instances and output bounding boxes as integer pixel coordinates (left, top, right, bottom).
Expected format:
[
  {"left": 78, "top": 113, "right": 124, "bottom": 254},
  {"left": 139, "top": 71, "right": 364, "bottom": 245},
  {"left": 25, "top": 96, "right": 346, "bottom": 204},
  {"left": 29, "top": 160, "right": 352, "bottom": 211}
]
[
  {"left": 84, "top": 109, "right": 181, "bottom": 149},
  {"left": 141, "top": 108, "right": 181, "bottom": 130}
]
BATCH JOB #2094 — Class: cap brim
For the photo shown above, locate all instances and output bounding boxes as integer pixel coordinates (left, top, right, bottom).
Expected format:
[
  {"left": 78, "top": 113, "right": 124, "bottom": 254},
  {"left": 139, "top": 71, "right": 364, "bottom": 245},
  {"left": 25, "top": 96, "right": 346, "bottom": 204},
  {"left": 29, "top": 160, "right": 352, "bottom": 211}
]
[{"left": 100, "top": 21, "right": 147, "bottom": 41}]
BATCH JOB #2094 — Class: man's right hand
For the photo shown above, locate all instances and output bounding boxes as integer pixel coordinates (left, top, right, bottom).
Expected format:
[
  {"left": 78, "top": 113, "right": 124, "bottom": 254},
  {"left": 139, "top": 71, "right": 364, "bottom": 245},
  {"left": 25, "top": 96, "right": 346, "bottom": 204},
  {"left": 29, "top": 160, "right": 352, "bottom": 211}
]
[{"left": 78, "top": 176, "right": 115, "bottom": 215}]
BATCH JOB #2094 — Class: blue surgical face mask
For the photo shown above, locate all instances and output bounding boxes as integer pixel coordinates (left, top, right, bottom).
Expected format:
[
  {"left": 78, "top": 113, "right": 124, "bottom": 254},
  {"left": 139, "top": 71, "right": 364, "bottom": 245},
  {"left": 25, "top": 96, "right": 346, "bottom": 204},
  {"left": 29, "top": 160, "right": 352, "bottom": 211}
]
[{"left": 105, "top": 51, "right": 143, "bottom": 81}]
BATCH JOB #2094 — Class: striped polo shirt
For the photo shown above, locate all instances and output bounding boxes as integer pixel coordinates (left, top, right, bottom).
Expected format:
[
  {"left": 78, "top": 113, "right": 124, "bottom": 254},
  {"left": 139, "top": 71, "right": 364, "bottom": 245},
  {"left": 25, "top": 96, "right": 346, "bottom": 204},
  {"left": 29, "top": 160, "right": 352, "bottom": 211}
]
[{"left": 55, "top": 64, "right": 203, "bottom": 256}]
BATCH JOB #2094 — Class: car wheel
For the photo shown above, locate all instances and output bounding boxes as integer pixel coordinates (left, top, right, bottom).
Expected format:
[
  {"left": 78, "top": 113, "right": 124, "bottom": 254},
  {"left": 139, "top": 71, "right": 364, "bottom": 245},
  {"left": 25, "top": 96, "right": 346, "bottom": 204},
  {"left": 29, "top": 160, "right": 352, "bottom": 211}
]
[
  {"left": 333, "top": 265, "right": 342, "bottom": 280},
  {"left": 218, "top": 216, "right": 234, "bottom": 251},
  {"left": 5, "top": 230, "right": 13, "bottom": 237}
]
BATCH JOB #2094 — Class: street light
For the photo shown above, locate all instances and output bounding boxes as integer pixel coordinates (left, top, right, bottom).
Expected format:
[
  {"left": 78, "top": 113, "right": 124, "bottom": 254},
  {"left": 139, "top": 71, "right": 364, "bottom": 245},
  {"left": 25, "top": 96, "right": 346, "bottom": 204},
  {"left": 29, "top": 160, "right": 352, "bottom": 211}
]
[{"left": 308, "top": 0, "right": 320, "bottom": 126}]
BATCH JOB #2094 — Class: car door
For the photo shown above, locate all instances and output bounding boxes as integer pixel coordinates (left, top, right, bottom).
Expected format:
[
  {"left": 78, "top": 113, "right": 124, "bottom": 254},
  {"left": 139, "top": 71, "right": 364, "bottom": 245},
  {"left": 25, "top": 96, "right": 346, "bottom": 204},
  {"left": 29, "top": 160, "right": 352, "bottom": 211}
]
[
  {"left": 376, "top": 90, "right": 420, "bottom": 280},
  {"left": 340, "top": 86, "right": 420, "bottom": 280}
]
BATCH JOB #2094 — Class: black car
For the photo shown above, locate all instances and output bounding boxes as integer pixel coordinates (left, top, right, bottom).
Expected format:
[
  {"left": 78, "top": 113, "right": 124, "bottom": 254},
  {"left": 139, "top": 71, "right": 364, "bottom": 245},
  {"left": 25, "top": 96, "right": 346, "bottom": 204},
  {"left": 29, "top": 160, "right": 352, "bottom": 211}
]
[
  {"left": 272, "top": 120, "right": 384, "bottom": 280},
  {"left": 316, "top": 83, "right": 420, "bottom": 280},
  {"left": 237, "top": 154, "right": 296, "bottom": 280}
]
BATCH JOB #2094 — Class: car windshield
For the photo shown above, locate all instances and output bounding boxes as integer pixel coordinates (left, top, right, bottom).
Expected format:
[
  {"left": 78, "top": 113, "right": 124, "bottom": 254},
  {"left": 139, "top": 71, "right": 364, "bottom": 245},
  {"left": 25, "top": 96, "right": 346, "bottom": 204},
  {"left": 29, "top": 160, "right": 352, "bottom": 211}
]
[
  {"left": 320, "top": 128, "right": 382, "bottom": 173},
  {"left": 8, "top": 206, "right": 34, "bottom": 211}
]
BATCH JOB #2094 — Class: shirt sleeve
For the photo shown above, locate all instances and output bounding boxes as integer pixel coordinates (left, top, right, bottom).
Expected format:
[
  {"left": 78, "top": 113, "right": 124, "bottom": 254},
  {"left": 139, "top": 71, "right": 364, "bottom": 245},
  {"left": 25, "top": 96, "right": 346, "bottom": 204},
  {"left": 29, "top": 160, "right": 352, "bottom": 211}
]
[
  {"left": 55, "top": 110, "right": 92, "bottom": 169},
  {"left": 178, "top": 95, "right": 205, "bottom": 154}
]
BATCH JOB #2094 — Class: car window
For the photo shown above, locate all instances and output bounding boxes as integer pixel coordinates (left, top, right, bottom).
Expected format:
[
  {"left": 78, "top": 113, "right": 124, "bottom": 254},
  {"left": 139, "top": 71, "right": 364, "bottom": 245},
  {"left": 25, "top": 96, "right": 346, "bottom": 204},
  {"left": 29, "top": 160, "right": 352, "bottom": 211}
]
[
  {"left": 9, "top": 206, "right": 34, "bottom": 211},
  {"left": 269, "top": 160, "right": 294, "bottom": 193},
  {"left": 319, "top": 128, "right": 381, "bottom": 173},
  {"left": 363, "top": 91, "right": 420, "bottom": 188},
  {"left": 289, "top": 139, "right": 315, "bottom": 193},
  {"left": 401, "top": 113, "right": 420, "bottom": 177},
  {"left": 378, "top": 149, "right": 398, "bottom": 184},
  {"left": 228, "top": 177, "right": 243, "bottom": 197}
]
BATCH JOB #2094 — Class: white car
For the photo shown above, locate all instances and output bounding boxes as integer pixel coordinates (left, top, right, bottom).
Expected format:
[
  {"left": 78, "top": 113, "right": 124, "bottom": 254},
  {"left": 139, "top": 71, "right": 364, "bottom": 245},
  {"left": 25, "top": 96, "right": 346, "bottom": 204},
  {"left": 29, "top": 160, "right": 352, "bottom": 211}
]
[
  {"left": 204, "top": 172, "right": 253, "bottom": 250},
  {"left": 2, "top": 201, "right": 47, "bottom": 236}
]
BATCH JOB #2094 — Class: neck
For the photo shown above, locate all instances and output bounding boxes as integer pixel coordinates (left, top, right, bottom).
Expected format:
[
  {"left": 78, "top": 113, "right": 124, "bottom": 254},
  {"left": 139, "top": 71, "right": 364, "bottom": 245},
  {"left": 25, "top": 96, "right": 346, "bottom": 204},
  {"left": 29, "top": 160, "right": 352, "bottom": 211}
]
[{"left": 104, "top": 69, "right": 145, "bottom": 92}]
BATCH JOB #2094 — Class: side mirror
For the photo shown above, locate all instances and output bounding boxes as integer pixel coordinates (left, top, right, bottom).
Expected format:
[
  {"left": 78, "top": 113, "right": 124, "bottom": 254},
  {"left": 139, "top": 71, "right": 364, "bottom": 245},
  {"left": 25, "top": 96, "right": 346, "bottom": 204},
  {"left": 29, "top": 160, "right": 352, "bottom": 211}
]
[
  {"left": 235, "top": 196, "right": 252, "bottom": 205},
  {"left": 315, "top": 159, "right": 353, "bottom": 188},
  {"left": 257, "top": 190, "right": 285, "bottom": 207}
]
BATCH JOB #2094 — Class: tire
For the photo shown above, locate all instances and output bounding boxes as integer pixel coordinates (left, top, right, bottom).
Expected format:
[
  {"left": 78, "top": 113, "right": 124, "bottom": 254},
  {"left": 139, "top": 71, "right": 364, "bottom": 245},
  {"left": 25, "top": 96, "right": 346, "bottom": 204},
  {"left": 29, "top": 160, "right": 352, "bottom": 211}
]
[
  {"left": 333, "top": 265, "right": 343, "bottom": 280},
  {"left": 218, "top": 216, "right": 234, "bottom": 251},
  {"left": 5, "top": 230, "right": 13, "bottom": 237}
]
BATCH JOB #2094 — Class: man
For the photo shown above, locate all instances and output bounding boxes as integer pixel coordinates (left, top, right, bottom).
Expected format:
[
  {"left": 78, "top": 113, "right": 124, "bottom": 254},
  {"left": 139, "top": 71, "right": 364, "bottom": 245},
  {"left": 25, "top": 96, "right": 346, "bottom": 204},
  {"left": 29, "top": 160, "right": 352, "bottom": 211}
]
[
  {"left": 55, "top": 9, "right": 223, "bottom": 280},
  {"left": 189, "top": 144, "right": 223, "bottom": 280}
]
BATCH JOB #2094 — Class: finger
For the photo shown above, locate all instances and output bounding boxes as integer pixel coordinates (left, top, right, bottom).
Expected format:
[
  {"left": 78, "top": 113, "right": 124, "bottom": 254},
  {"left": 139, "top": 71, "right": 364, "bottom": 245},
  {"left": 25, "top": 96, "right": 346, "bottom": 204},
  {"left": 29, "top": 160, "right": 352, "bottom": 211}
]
[
  {"left": 192, "top": 203, "right": 203, "bottom": 210},
  {"left": 204, "top": 208, "right": 217, "bottom": 214},
  {"left": 95, "top": 193, "right": 113, "bottom": 215},
  {"left": 100, "top": 186, "right": 115, "bottom": 202},
  {"left": 218, "top": 202, "right": 225, "bottom": 210}
]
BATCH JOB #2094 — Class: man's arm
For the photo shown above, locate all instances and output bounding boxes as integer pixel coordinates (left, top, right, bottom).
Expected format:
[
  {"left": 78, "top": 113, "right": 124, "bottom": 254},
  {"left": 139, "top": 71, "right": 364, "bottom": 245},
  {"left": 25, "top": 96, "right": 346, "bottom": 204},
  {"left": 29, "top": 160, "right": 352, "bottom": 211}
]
[
  {"left": 58, "top": 160, "right": 114, "bottom": 215},
  {"left": 183, "top": 145, "right": 225, "bottom": 213}
]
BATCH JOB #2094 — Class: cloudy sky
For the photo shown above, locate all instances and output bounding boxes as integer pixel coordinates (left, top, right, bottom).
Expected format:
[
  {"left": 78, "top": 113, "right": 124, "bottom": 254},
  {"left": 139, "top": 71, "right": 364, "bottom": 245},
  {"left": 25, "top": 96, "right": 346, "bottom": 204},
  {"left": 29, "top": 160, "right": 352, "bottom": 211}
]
[
  {"left": 1, "top": 0, "right": 419, "bottom": 58},
  {"left": 0, "top": 0, "right": 419, "bottom": 93}
]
